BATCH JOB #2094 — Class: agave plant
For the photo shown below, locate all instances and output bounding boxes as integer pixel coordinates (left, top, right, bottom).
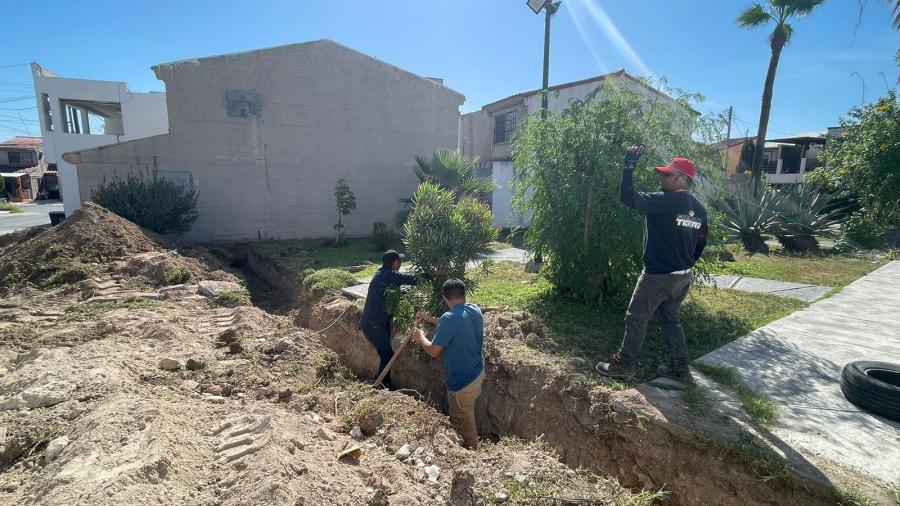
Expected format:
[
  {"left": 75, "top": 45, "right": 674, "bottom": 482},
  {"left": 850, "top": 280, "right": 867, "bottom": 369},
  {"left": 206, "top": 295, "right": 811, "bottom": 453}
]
[
  {"left": 713, "top": 181, "right": 783, "bottom": 254},
  {"left": 770, "top": 184, "right": 849, "bottom": 253},
  {"left": 394, "top": 150, "right": 495, "bottom": 228}
]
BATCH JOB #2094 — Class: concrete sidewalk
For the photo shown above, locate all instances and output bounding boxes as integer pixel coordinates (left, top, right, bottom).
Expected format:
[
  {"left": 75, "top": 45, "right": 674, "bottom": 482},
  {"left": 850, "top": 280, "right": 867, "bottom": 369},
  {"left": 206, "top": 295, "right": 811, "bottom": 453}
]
[
  {"left": 696, "top": 261, "right": 900, "bottom": 485},
  {"left": 702, "top": 274, "right": 831, "bottom": 302}
]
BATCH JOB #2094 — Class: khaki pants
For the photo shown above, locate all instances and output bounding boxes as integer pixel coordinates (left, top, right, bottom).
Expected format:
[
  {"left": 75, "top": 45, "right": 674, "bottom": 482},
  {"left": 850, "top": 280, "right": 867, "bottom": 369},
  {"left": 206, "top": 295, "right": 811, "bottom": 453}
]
[{"left": 448, "top": 370, "right": 484, "bottom": 449}]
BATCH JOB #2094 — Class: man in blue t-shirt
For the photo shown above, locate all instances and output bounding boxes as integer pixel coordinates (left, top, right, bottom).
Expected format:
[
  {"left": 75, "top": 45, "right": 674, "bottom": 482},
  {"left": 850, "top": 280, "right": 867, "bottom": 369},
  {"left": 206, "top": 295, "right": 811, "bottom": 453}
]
[
  {"left": 412, "top": 278, "right": 485, "bottom": 449},
  {"left": 596, "top": 145, "right": 708, "bottom": 383}
]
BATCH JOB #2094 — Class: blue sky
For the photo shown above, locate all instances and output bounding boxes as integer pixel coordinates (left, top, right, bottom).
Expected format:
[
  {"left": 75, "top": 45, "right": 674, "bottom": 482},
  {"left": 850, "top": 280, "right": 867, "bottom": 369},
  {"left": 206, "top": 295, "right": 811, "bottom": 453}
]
[{"left": 1, "top": 0, "right": 897, "bottom": 141}]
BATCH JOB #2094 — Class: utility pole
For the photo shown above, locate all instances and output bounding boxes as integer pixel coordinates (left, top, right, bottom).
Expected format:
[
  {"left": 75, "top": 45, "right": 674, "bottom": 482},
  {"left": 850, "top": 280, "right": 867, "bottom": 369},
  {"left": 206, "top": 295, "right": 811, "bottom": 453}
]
[
  {"left": 722, "top": 106, "right": 733, "bottom": 171},
  {"left": 528, "top": 0, "right": 562, "bottom": 119}
]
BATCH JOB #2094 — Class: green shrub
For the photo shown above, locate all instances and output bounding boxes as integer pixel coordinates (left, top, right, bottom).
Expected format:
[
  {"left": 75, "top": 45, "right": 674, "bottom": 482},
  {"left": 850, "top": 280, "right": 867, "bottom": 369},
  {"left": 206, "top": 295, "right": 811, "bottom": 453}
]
[
  {"left": 163, "top": 266, "right": 192, "bottom": 285},
  {"left": 301, "top": 268, "right": 355, "bottom": 297},
  {"left": 91, "top": 172, "right": 198, "bottom": 234},
  {"left": 513, "top": 78, "right": 723, "bottom": 302},
  {"left": 840, "top": 212, "right": 888, "bottom": 249},
  {"left": 0, "top": 203, "right": 22, "bottom": 213},
  {"left": 370, "top": 222, "right": 394, "bottom": 251},
  {"left": 211, "top": 291, "right": 249, "bottom": 307},
  {"left": 809, "top": 91, "right": 900, "bottom": 244},
  {"left": 333, "top": 178, "right": 356, "bottom": 246},
  {"left": 403, "top": 182, "right": 496, "bottom": 313}
]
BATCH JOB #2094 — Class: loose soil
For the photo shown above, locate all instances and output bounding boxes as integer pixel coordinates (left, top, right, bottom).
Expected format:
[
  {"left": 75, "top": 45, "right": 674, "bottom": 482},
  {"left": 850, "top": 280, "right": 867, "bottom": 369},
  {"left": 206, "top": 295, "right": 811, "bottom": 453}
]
[{"left": 0, "top": 205, "right": 658, "bottom": 505}]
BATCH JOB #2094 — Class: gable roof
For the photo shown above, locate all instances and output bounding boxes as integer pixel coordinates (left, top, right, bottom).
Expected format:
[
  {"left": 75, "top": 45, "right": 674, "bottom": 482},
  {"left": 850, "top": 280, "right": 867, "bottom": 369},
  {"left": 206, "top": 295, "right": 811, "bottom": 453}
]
[
  {"left": 0, "top": 136, "right": 43, "bottom": 150},
  {"left": 480, "top": 69, "right": 697, "bottom": 114},
  {"left": 151, "top": 39, "right": 464, "bottom": 101}
]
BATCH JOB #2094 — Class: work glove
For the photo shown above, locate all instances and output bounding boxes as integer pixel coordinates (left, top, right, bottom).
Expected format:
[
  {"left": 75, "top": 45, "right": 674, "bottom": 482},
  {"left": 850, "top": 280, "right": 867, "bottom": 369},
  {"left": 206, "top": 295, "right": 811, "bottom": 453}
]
[{"left": 624, "top": 145, "right": 645, "bottom": 170}]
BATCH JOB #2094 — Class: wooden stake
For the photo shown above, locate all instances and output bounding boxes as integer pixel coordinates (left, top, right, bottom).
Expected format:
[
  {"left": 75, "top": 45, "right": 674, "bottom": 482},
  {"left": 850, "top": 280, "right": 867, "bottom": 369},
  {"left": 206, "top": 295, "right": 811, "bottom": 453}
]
[{"left": 372, "top": 332, "right": 413, "bottom": 388}]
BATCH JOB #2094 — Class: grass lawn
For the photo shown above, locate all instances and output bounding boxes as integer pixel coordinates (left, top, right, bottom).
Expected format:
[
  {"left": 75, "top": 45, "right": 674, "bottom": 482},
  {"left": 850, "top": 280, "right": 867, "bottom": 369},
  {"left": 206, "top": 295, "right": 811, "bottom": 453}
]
[
  {"left": 253, "top": 238, "right": 518, "bottom": 280},
  {"left": 470, "top": 262, "right": 805, "bottom": 383},
  {"left": 251, "top": 237, "right": 394, "bottom": 279},
  {"left": 0, "top": 203, "right": 23, "bottom": 213},
  {"left": 710, "top": 250, "right": 885, "bottom": 287}
]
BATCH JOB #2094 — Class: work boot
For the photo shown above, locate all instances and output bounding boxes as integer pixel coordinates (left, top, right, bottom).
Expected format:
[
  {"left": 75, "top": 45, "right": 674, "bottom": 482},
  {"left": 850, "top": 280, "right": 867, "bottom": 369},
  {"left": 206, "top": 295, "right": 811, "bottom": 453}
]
[
  {"left": 595, "top": 353, "right": 634, "bottom": 379},
  {"left": 656, "top": 366, "right": 693, "bottom": 383}
]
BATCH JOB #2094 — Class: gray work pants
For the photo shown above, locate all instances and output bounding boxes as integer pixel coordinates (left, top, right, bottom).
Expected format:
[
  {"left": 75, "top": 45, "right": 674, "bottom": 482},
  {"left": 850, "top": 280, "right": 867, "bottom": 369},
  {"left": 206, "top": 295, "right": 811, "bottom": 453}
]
[{"left": 617, "top": 272, "right": 692, "bottom": 371}]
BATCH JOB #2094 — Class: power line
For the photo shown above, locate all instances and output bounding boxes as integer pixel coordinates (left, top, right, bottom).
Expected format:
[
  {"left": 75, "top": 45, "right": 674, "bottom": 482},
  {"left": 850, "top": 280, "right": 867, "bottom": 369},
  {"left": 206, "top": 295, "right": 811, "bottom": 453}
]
[
  {"left": 0, "top": 63, "right": 30, "bottom": 69},
  {"left": 0, "top": 96, "right": 35, "bottom": 104}
]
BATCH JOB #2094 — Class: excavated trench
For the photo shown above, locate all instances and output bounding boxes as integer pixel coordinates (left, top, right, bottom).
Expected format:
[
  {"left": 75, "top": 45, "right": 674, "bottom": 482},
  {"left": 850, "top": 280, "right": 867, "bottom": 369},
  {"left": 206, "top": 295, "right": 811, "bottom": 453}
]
[{"left": 233, "top": 251, "right": 838, "bottom": 506}]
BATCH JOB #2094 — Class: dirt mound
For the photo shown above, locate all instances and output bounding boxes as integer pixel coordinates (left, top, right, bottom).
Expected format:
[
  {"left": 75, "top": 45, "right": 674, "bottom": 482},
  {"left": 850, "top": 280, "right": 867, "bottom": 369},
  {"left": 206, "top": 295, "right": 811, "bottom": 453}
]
[
  {"left": 19, "top": 202, "right": 161, "bottom": 261},
  {"left": 0, "top": 203, "right": 232, "bottom": 291}
]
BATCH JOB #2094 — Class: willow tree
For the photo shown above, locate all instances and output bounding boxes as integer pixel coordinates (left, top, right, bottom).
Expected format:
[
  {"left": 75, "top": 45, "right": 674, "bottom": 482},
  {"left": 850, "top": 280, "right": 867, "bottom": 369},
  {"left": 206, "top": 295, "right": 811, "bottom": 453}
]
[
  {"left": 737, "top": 0, "right": 826, "bottom": 184},
  {"left": 511, "top": 79, "right": 722, "bottom": 303}
]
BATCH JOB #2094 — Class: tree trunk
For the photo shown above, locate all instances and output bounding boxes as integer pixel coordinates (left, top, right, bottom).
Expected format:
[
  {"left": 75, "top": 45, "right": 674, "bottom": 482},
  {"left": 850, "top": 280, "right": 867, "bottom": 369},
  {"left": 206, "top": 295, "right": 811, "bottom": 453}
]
[{"left": 750, "top": 30, "right": 786, "bottom": 185}]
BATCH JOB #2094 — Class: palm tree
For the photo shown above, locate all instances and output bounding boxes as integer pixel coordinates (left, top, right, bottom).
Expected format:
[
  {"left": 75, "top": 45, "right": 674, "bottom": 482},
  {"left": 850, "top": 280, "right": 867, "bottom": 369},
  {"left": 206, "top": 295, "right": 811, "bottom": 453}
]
[
  {"left": 737, "top": 0, "right": 826, "bottom": 185},
  {"left": 393, "top": 149, "right": 495, "bottom": 228}
]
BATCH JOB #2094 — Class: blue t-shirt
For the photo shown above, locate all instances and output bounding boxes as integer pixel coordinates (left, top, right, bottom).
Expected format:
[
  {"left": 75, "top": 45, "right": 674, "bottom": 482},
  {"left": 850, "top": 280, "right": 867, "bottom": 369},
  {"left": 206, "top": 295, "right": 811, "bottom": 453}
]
[{"left": 431, "top": 302, "right": 485, "bottom": 392}]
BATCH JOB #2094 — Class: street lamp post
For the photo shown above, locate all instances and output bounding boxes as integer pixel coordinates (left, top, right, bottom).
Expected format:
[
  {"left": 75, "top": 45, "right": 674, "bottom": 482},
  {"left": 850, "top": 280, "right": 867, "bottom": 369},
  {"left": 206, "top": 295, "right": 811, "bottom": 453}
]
[{"left": 527, "top": 0, "right": 562, "bottom": 119}]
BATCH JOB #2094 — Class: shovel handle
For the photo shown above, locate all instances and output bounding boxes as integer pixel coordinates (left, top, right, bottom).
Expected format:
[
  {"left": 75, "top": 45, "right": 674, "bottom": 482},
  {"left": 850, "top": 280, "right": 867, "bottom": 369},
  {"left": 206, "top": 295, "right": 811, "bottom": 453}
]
[{"left": 372, "top": 331, "right": 413, "bottom": 388}]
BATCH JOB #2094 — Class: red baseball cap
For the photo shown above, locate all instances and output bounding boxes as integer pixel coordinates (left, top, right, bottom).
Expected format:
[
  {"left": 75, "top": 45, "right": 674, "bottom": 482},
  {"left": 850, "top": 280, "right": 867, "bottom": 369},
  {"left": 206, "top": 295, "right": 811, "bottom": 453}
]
[{"left": 655, "top": 158, "right": 696, "bottom": 179}]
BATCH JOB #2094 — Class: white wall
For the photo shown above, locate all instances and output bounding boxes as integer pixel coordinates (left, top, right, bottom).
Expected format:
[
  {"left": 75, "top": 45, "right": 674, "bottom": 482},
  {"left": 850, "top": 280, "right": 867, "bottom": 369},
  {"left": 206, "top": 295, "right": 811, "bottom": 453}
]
[
  {"left": 491, "top": 161, "right": 531, "bottom": 228},
  {"left": 31, "top": 63, "right": 169, "bottom": 215}
]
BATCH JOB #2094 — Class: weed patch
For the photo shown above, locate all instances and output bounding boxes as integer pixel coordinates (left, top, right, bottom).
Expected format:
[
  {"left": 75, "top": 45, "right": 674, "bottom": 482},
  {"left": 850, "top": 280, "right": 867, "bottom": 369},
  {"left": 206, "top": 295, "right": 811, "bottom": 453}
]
[
  {"left": 163, "top": 266, "right": 192, "bottom": 284},
  {"left": 211, "top": 291, "right": 250, "bottom": 307},
  {"left": 66, "top": 297, "right": 164, "bottom": 321},
  {"left": 300, "top": 268, "right": 355, "bottom": 297},
  {"left": 693, "top": 363, "right": 779, "bottom": 427},
  {"left": 0, "top": 203, "right": 23, "bottom": 213}
]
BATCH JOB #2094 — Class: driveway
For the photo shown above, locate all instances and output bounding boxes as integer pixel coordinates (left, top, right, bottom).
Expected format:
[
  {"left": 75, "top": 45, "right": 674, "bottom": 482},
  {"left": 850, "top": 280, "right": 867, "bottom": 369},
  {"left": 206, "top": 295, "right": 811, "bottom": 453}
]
[{"left": 0, "top": 201, "right": 64, "bottom": 236}]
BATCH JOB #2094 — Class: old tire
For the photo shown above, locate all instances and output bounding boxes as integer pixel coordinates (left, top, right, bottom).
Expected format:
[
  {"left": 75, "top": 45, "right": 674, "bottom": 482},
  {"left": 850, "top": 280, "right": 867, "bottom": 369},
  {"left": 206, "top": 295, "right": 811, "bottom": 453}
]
[{"left": 840, "top": 361, "right": 900, "bottom": 422}]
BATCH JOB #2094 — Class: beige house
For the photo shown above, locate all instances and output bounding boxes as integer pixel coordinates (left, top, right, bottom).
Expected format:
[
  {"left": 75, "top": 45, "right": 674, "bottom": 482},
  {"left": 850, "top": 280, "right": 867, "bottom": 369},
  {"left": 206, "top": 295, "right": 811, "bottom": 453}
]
[{"left": 63, "top": 40, "right": 464, "bottom": 241}]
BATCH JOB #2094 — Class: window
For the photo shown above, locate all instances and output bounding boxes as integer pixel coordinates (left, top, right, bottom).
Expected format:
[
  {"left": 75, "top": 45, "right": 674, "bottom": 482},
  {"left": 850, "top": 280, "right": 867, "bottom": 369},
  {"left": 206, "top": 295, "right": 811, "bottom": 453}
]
[
  {"left": 7, "top": 151, "right": 34, "bottom": 165},
  {"left": 41, "top": 94, "right": 53, "bottom": 131},
  {"left": 494, "top": 110, "right": 518, "bottom": 144},
  {"left": 59, "top": 99, "right": 124, "bottom": 135}
]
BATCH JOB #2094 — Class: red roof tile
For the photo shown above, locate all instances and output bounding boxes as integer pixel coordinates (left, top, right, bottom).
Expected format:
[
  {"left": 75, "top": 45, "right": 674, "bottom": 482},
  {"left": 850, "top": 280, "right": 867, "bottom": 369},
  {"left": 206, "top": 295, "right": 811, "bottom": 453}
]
[{"left": 0, "top": 136, "right": 43, "bottom": 150}]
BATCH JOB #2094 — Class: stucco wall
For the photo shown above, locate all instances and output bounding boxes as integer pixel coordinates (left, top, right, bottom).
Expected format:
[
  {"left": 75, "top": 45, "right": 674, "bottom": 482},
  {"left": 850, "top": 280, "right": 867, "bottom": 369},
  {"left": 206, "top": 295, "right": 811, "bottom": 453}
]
[
  {"left": 31, "top": 64, "right": 169, "bottom": 215},
  {"left": 70, "top": 41, "right": 463, "bottom": 242}
]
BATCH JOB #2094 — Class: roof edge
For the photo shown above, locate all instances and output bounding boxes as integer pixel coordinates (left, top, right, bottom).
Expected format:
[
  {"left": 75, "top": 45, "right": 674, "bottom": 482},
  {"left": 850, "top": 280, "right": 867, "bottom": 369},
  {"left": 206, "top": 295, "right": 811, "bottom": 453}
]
[{"left": 151, "top": 39, "right": 465, "bottom": 101}]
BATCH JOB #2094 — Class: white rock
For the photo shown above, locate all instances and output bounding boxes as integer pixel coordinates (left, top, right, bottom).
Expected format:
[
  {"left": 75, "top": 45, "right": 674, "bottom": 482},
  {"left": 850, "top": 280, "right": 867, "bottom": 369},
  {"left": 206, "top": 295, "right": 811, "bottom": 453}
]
[
  {"left": 203, "top": 395, "right": 226, "bottom": 404},
  {"left": 494, "top": 490, "right": 509, "bottom": 503},
  {"left": 414, "top": 458, "right": 425, "bottom": 468},
  {"left": 22, "top": 380, "right": 75, "bottom": 409},
  {"left": 424, "top": 465, "right": 441, "bottom": 483},
  {"left": 0, "top": 395, "right": 26, "bottom": 411},
  {"left": 316, "top": 427, "right": 336, "bottom": 441},
  {"left": 514, "top": 473, "right": 528, "bottom": 484},
  {"left": 44, "top": 436, "right": 69, "bottom": 464},
  {"left": 350, "top": 426, "right": 364, "bottom": 441},
  {"left": 198, "top": 280, "right": 244, "bottom": 298},
  {"left": 395, "top": 444, "right": 411, "bottom": 459},
  {"left": 158, "top": 358, "right": 180, "bottom": 371}
]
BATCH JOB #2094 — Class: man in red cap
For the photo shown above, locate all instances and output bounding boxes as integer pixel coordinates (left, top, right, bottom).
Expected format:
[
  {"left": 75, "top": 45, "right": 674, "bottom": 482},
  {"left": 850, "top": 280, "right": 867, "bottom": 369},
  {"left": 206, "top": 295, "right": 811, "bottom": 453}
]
[{"left": 595, "top": 145, "right": 708, "bottom": 382}]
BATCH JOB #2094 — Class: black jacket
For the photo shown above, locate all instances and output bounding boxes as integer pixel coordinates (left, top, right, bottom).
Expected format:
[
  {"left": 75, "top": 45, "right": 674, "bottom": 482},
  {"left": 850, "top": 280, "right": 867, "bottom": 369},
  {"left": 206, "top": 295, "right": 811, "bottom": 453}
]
[
  {"left": 620, "top": 168, "right": 708, "bottom": 274},
  {"left": 359, "top": 266, "right": 421, "bottom": 328}
]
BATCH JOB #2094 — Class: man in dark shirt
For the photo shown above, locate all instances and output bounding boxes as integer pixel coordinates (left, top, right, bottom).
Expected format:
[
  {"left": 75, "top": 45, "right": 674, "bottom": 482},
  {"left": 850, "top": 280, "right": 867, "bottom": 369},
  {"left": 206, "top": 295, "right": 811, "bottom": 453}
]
[
  {"left": 359, "top": 250, "right": 423, "bottom": 388},
  {"left": 596, "top": 145, "right": 708, "bottom": 382}
]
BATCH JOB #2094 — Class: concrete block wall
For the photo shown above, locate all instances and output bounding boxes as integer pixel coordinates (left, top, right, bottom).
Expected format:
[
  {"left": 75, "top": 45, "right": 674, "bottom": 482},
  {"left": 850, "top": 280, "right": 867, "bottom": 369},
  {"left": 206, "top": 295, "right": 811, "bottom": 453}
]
[{"left": 70, "top": 40, "right": 463, "bottom": 242}]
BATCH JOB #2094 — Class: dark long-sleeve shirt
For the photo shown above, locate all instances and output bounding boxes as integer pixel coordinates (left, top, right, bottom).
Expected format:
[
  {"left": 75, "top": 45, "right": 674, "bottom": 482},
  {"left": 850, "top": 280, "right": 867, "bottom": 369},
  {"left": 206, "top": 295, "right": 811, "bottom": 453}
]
[
  {"left": 359, "top": 267, "right": 421, "bottom": 328},
  {"left": 620, "top": 168, "right": 708, "bottom": 274}
]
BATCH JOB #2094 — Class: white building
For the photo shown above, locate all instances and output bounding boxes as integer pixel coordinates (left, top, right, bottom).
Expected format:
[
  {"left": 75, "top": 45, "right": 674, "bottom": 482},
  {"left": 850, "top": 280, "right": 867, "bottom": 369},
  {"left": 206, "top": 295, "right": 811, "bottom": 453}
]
[
  {"left": 459, "top": 70, "right": 689, "bottom": 228},
  {"left": 31, "top": 63, "right": 169, "bottom": 216}
]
